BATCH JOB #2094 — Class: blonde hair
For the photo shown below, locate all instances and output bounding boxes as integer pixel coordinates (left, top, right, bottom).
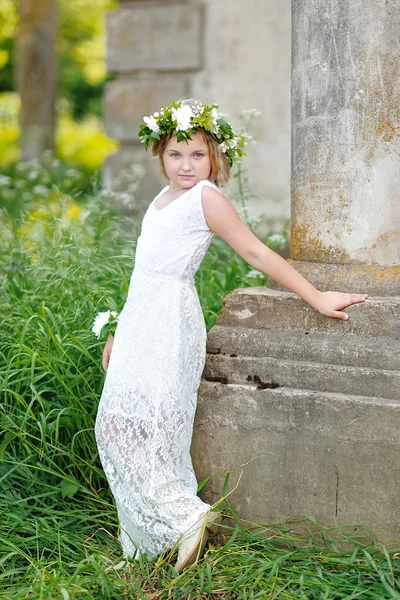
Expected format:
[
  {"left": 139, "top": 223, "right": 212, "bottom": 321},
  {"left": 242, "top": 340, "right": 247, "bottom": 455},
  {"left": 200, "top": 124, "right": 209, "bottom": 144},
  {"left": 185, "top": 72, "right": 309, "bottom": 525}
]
[{"left": 151, "top": 130, "right": 230, "bottom": 188}]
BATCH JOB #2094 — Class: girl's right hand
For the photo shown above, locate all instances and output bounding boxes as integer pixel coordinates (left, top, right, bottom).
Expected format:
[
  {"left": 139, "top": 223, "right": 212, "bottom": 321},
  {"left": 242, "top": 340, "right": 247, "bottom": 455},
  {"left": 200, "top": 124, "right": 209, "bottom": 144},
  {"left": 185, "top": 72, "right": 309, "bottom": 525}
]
[{"left": 102, "top": 333, "right": 114, "bottom": 372}]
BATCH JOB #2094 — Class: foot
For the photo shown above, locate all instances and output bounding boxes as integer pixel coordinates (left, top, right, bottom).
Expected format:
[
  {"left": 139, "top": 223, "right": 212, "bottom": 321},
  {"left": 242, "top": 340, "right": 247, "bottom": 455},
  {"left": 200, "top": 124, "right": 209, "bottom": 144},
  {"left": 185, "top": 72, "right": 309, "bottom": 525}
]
[
  {"left": 175, "top": 510, "right": 222, "bottom": 573},
  {"left": 175, "top": 514, "right": 209, "bottom": 573},
  {"left": 206, "top": 510, "right": 222, "bottom": 534}
]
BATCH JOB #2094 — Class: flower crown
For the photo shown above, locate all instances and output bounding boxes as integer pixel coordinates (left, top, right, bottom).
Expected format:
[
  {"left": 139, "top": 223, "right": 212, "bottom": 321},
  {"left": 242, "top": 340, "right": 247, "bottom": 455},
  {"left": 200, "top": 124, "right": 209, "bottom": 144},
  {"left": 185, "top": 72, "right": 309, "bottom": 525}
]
[{"left": 138, "top": 100, "right": 247, "bottom": 167}]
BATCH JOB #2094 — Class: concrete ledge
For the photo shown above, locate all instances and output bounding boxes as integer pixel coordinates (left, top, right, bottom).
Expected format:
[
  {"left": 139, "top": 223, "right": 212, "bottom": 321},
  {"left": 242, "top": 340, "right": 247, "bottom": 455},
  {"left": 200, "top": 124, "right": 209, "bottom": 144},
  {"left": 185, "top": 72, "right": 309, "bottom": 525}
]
[
  {"left": 219, "top": 288, "right": 400, "bottom": 338},
  {"left": 207, "top": 325, "right": 400, "bottom": 371},
  {"left": 204, "top": 354, "right": 400, "bottom": 400},
  {"left": 192, "top": 381, "right": 400, "bottom": 542}
]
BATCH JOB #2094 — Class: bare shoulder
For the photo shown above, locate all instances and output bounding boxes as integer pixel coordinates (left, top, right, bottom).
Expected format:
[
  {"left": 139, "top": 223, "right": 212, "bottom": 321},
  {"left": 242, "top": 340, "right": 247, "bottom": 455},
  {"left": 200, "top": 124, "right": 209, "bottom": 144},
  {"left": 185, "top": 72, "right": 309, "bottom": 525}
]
[
  {"left": 201, "top": 184, "right": 238, "bottom": 225},
  {"left": 200, "top": 184, "right": 267, "bottom": 264}
]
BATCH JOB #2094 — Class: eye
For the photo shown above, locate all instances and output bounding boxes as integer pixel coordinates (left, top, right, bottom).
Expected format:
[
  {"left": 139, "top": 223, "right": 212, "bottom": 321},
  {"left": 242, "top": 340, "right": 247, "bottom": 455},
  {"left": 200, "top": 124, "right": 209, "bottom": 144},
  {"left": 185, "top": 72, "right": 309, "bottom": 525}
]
[
  {"left": 194, "top": 153, "right": 204, "bottom": 158},
  {"left": 169, "top": 152, "right": 179, "bottom": 158}
]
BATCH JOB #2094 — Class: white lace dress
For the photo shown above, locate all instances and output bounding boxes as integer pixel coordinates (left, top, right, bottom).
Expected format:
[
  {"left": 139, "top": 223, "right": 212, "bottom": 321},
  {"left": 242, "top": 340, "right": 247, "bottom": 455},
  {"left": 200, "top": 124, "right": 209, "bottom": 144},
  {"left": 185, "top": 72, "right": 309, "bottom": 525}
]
[{"left": 94, "top": 179, "right": 218, "bottom": 558}]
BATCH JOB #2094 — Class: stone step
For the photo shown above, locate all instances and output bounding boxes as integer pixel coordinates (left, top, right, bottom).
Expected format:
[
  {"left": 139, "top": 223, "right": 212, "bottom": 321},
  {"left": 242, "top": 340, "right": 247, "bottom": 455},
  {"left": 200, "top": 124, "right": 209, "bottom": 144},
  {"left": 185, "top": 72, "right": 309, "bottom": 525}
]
[
  {"left": 218, "top": 287, "right": 400, "bottom": 338},
  {"left": 192, "top": 381, "right": 400, "bottom": 542},
  {"left": 203, "top": 355, "right": 400, "bottom": 400},
  {"left": 206, "top": 325, "right": 400, "bottom": 371}
]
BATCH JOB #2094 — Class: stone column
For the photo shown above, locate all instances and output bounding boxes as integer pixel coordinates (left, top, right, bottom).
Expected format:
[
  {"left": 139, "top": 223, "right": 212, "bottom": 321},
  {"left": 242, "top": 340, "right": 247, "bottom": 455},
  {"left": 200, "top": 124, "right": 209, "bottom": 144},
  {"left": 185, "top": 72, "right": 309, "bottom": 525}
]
[
  {"left": 288, "top": 0, "right": 400, "bottom": 295},
  {"left": 18, "top": 0, "right": 57, "bottom": 160}
]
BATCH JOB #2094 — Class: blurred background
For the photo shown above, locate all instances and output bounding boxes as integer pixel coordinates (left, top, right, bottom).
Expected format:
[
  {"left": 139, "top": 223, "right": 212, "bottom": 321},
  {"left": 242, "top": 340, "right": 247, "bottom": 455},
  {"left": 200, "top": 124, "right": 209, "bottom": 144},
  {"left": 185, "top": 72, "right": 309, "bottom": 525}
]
[
  {"left": 0, "top": 0, "right": 118, "bottom": 180},
  {"left": 0, "top": 0, "right": 291, "bottom": 231}
]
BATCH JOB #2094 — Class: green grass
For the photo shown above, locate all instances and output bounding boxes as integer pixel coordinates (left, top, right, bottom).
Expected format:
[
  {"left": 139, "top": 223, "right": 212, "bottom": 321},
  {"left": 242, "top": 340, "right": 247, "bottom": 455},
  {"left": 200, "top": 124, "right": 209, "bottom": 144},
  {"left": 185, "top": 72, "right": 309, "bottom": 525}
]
[{"left": 1, "top": 167, "right": 398, "bottom": 598}]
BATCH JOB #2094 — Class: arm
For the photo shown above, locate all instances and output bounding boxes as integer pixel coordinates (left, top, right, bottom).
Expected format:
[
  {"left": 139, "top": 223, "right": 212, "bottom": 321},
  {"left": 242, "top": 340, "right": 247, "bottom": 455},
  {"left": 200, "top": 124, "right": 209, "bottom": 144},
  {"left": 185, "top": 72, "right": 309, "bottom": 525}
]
[{"left": 201, "top": 186, "right": 368, "bottom": 320}]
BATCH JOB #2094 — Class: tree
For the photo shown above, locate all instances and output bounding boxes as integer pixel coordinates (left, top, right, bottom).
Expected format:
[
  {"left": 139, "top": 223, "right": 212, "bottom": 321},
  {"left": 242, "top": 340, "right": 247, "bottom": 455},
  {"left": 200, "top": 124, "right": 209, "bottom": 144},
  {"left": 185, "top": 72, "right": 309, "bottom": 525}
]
[{"left": 17, "top": 0, "right": 57, "bottom": 159}]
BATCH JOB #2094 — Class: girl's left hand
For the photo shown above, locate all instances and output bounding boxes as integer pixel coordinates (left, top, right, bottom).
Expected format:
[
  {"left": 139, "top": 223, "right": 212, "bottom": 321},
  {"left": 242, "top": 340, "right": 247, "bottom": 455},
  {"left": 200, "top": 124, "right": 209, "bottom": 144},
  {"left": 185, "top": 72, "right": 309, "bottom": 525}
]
[{"left": 314, "top": 291, "right": 368, "bottom": 320}]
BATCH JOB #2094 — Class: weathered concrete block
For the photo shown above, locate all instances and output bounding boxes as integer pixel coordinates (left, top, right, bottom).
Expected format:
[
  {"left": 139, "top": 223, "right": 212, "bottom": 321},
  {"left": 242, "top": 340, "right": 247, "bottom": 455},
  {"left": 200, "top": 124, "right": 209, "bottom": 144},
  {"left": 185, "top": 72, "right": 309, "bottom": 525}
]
[
  {"left": 193, "top": 287, "right": 400, "bottom": 540},
  {"left": 219, "top": 288, "right": 400, "bottom": 338},
  {"left": 207, "top": 325, "right": 400, "bottom": 372},
  {"left": 192, "top": 382, "right": 400, "bottom": 542},
  {"left": 107, "top": 4, "right": 203, "bottom": 72},
  {"left": 204, "top": 355, "right": 400, "bottom": 400},
  {"left": 104, "top": 76, "right": 188, "bottom": 141}
]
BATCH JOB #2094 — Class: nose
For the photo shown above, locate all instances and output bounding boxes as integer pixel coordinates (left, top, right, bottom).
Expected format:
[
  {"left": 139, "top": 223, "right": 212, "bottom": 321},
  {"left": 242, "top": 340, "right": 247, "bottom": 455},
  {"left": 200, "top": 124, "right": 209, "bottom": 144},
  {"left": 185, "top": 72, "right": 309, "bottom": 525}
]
[{"left": 181, "top": 156, "right": 192, "bottom": 172}]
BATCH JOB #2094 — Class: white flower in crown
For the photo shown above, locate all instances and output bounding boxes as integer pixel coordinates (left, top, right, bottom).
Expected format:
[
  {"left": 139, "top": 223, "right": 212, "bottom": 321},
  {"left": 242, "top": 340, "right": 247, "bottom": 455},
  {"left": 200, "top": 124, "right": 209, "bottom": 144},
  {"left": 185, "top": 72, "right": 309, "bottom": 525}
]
[
  {"left": 222, "top": 137, "right": 238, "bottom": 151},
  {"left": 92, "top": 310, "right": 119, "bottom": 339},
  {"left": 171, "top": 105, "right": 193, "bottom": 131},
  {"left": 210, "top": 107, "right": 219, "bottom": 133},
  {"left": 143, "top": 115, "right": 159, "bottom": 133}
]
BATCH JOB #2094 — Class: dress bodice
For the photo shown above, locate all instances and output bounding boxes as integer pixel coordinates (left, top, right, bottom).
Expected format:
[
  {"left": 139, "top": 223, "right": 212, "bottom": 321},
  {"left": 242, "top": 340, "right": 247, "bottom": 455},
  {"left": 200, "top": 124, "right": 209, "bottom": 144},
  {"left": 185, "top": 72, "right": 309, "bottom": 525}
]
[{"left": 133, "top": 179, "right": 217, "bottom": 282}]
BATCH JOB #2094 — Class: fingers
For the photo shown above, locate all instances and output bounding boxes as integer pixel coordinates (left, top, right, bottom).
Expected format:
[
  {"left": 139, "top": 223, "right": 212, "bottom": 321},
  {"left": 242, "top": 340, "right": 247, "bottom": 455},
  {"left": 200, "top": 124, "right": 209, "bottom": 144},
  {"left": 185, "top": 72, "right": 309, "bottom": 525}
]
[
  {"left": 348, "top": 293, "right": 368, "bottom": 306},
  {"left": 102, "top": 352, "right": 109, "bottom": 373},
  {"left": 331, "top": 311, "right": 349, "bottom": 320}
]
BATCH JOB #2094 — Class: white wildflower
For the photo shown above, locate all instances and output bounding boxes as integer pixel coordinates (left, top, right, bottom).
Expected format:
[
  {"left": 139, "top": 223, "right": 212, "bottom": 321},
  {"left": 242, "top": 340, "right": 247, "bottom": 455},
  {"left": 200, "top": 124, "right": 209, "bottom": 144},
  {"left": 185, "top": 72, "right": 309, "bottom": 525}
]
[
  {"left": 171, "top": 105, "right": 193, "bottom": 131},
  {"left": 153, "top": 112, "right": 159, "bottom": 117},
  {"left": 66, "top": 168, "right": 80, "bottom": 177},
  {"left": 267, "top": 234, "right": 287, "bottom": 249},
  {"left": 27, "top": 170, "right": 39, "bottom": 181},
  {"left": 92, "top": 310, "right": 119, "bottom": 339},
  {"left": 33, "top": 185, "right": 50, "bottom": 196},
  {"left": 0, "top": 175, "right": 11, "bottom": 186},
  {"left": 143, "top": 116, "right": 159, "bottom": 133},
  {"left": 247, "top": 268, "right": 263, "bottom": 279},
  {"left": 240, "top": 108, "right": 262, "bottom": 118}
]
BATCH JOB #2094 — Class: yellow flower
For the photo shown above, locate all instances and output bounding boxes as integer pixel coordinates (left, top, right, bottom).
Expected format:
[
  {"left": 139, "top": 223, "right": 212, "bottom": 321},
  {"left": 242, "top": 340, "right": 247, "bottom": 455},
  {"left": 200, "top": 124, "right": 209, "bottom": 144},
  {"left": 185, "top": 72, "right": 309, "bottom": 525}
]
[
  {"left": 66, "top": 202, "right": 81, "bottom": 221},
  {"left": 0, "top": 49, "right": 9, "bottom": 69}
]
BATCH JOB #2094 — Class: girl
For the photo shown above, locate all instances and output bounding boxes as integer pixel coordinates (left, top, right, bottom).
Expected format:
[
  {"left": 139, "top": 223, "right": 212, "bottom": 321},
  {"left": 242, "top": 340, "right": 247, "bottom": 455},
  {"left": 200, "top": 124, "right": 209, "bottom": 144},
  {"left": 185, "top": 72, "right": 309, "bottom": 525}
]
[{"left": 94, "top": 99, "right": 368, "bottom": 573}]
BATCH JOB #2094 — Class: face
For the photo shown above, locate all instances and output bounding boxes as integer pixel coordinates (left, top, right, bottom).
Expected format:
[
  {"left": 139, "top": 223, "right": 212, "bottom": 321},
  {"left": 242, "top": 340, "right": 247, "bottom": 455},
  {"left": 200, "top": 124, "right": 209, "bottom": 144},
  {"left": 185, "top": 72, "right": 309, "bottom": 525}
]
[{"left": 162, "top": 131, "right": 212, "bottom": 191}]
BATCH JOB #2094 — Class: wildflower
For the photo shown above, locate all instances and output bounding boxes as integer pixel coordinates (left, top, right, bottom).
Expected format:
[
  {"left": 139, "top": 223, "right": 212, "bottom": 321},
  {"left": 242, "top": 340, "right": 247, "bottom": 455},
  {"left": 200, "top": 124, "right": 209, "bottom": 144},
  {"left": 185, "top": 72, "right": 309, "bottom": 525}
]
[
  {"left": 92, "top": 310, "right": 119, "bottom": 339},
  {"left": 0, "top": 175, "right": 11, "bottom": 186},
  {"left": 66, "top": 202, "right": 81, "bottom": 221}
]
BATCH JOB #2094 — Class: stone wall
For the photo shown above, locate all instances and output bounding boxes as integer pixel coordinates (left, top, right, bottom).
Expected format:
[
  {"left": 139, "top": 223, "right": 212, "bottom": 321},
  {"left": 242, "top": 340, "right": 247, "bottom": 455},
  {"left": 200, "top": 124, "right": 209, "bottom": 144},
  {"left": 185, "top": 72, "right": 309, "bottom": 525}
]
[{"left": 104, "top": 0, "right": 291, "bottom": 229}]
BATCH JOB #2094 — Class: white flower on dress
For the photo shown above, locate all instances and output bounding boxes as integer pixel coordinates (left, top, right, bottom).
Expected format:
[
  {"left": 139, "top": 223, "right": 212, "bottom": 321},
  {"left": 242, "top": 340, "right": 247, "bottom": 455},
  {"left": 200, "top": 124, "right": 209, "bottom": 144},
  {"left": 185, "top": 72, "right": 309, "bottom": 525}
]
[
  {"left": 92, "top": 310, "right": 119, "bottom": 339},
  {"left": 143, "top": 116, "right": 159, "bottom": 132},
  {"left": 171, "top": 105, "right": 193, "bottom": 131}
]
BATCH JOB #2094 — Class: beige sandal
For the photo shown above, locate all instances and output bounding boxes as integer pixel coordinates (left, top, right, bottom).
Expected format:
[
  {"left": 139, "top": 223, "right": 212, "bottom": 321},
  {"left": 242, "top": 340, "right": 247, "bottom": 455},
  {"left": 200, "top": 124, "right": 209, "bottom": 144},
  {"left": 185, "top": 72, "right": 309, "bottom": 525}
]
[
  {"left": 175, "top": 520, "right": 209, "bottom": 573},
  {"left": 206, "top": 510, "right": 222, "bottom": 534}
]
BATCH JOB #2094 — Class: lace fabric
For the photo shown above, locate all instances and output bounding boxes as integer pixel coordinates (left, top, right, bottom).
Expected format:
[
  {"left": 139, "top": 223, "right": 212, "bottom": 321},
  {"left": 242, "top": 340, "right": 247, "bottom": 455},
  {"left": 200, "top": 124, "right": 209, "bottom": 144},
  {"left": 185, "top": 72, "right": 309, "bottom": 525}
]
[{"left": 94, "top": 180, "right": 218, "bottom": 557}]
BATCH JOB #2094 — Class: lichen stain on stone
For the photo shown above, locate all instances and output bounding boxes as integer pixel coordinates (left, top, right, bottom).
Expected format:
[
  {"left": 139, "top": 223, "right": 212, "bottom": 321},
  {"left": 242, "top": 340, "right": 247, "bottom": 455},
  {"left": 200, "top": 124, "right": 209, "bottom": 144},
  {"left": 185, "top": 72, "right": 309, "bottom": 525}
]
[{"left": 290, "top": 221, "right": 350, "bottom": 263}]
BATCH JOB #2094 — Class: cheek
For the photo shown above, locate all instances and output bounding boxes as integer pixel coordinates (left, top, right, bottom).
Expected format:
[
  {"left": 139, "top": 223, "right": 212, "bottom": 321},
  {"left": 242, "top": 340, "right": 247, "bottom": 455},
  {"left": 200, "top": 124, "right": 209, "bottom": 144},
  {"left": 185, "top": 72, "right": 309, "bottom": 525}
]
[
  {"left": 202, "top": 157, "right": 212, "bottom": 174},
  {"left": 163, "top": 157, "right": 176, "bottom": 173}
]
